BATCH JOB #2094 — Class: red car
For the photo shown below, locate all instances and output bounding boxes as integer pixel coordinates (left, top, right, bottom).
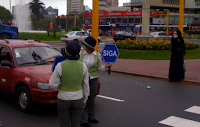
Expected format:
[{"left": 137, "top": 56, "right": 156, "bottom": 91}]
[{"left": 0, "top": 39, "right": 61, "bottom": 112}]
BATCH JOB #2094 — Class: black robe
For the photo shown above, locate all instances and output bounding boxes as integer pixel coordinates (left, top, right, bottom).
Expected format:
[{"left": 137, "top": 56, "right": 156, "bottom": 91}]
[{"left": 168, "top": 37, "right": 185, "bottom": 81}]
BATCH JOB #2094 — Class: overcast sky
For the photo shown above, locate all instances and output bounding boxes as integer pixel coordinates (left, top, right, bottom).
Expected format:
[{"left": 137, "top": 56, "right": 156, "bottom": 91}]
[{"left": 0, "top": 0, "right": 130, "bottom": 15}]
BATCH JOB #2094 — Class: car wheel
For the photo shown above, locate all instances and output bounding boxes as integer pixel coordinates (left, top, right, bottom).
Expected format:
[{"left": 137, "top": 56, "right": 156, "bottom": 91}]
[
  {"left": 16, "top": 86, "right": 32, "bottom": 112},
  {"left": 0, "top": 34, "right": 11, "bottom": 39}
]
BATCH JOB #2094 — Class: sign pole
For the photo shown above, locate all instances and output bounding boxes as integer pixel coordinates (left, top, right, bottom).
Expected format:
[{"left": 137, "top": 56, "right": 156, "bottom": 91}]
[{"left": 92, "top": 0, "right": 99, "bottom": 52}]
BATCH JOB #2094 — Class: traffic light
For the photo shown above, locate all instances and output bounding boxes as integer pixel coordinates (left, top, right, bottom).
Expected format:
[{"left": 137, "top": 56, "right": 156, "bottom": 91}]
[
  {"left": 55, "top": 16, "right": 58, "bottom": 18},
  {"left": 65, "top": 16, "right": 67, "bottom": 19},
  {"left": 60, "top": 16, "right": 62, "bottom": 18}
]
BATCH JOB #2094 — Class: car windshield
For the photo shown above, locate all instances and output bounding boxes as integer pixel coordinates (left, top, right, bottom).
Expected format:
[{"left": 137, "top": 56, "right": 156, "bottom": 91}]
[
  {"left": 67, "top": 31, "right": 76, "bottom": 35},
  {"left": 116, "top": 31, "right": 125, "bottom": 35},
  {"left": 13, "top": 46, "right": 61, "bottom": 66},
  {"left": 150, "top": 32, "right": 157, "bottom": 36}
]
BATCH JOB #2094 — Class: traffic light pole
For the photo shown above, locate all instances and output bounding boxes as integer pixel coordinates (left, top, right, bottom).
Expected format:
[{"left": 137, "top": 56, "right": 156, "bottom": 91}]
[
  {"left": 166, "top": 10, "right": 169, "bottom": 35},
  {"left": 92, "top": 0, "right": 99, "bottom": 52},
  {"left": 179, "top": 0, "right": 184, "bottom": 36}
]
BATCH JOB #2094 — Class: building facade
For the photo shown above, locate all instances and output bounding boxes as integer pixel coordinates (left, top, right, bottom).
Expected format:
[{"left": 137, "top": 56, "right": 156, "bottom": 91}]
[
  {"left": 43, "top": 6, "right": 58, "bottom": 17},
  {"left": 106, "top": 0, "right": 118, "bottom": 7},
  {"left": 126, "top": 0, "right": 200, "bottom": 10},
  {"left": 67, "top": 0, "right": 84, "bottom": 14}
]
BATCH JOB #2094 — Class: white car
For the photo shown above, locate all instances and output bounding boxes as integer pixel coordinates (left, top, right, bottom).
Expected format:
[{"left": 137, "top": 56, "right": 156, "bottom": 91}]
[
  {"left": 60, "top": 31, "right": 102, "bottom": 44},
  {"left": 150, "top": 32, "right": 172, "bottom": 40}
]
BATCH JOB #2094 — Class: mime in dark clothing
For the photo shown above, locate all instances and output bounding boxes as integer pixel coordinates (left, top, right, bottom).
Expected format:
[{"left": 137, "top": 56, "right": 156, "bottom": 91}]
[{"left": 168, "top": 30, "right": 186, "bottom": 82}]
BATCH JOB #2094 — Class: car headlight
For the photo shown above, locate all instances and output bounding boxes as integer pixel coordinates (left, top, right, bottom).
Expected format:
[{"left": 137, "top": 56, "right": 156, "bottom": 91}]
[{"left": 37, "top": 82, "right": 50, "bottom": 89}]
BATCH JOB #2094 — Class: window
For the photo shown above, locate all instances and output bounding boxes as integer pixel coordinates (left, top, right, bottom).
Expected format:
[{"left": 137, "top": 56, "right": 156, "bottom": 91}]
[
  {"left": 129, "top": 18, "right": 134, "bottom": 23},
  {"left": 111, "top": 18, "right": 117, "bottom": 23},
  {"left": 195, "top": 0, "right": 200, "bottom": 6},
  {"left": 135, "top": 18, "right": 140, "bottom": 23},
  {"left": 122, "top": 18, "right": 128, "bottom": 23},
  {"left": 76, "top": 32, "right": 83, "bottom": 35},
  {"left": 0, "top": 47, "right": 12, "bottom": 63},
  {"left": 106, "top": 18, "right": 110, "bottom": 23},
  {"left": 117, "top": 18, "right": 122, "bottom": 23}
]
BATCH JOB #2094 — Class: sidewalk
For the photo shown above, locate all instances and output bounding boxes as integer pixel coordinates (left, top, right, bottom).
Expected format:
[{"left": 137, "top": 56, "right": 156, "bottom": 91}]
[
  {"left": 111, "top": 59, "right": 200, "bottom": 84},
  {"left": 98, "top": 43, "right": 200, "bottom": 85}
]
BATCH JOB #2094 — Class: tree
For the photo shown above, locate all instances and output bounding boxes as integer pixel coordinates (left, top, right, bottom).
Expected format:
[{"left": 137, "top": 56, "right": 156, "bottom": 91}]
[
  {"left": 29, "top": 0, "right": 44, "bottom": 29},
  {"left": 0, "top": 6, "right": 12, "bottom": 25}
]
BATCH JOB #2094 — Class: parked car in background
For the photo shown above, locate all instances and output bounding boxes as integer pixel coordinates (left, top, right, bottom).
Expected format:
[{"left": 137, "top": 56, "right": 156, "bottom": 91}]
[
  {"left": 113, "top": 31, "right": 136, "bottom": 42},
  {"left": 60, "top": 31, "right": 102, "bottom": 44},
  {"left": 150, "top": 32, "right": 172, "bottom": 40}
]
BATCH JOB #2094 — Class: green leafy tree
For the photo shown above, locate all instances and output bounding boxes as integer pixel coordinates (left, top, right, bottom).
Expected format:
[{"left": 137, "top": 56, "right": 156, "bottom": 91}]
[
  {"left": 0, "top": 6, "right": 12, "bottom": 25},
  {"left": 29, "top": 0, "right": 44, "bottom": 29}
]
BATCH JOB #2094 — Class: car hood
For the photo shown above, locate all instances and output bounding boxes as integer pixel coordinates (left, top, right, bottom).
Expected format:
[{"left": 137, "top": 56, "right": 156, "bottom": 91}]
[{"left": 21, "top": 65, "right": 53, "bottom": 82}]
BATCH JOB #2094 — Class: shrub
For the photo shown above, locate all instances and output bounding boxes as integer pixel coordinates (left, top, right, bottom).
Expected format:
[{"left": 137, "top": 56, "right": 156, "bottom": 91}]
[{"left": 114, "top": 39, "right": 199, "bottom": 50}]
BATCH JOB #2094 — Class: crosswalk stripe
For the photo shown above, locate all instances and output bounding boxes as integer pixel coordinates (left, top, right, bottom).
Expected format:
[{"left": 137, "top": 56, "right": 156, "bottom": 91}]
[
  {"left": 159, "top": 116, "right": 200, "bottom": 127},
  {"left": 184, "top": 106, "right": 200, "bottom": 115}
]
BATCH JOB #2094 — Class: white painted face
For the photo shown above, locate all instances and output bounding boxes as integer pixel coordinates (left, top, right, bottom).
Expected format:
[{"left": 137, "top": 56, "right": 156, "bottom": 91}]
[{"left": 173, "top": 31, "right": 177, "bottom": 36}]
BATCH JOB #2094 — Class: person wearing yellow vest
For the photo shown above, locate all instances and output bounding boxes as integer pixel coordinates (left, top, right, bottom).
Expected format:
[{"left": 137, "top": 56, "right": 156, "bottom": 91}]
[
  {"left": 80, "top": 36, "right": 112, "bottom": 127},
  {"left": 49, "top": 41, "right": 90, "bottom": 127}
]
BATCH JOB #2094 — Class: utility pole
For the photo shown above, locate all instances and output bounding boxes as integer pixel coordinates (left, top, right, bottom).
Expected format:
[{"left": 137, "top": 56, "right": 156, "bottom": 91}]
[
  {"left": 166, "top": 10, "right": 169, "bottom": 35},
  {"left": 92, "top": 0, "right": 99, "bottom": 51},
  {"left": 179, "top": 0, "right": 184, "bottom": 36}
]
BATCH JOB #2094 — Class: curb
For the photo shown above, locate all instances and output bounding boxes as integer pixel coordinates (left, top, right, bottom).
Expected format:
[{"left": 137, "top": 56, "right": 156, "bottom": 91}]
[
  {"left": 102, "top": 39, "right": 113, "bottom": 42},
  {"left": 110, "top": 70, "right": 200, "bottom": 86},
  {"left": 41, "top": 39, "right": 113, "bottom": 43}
]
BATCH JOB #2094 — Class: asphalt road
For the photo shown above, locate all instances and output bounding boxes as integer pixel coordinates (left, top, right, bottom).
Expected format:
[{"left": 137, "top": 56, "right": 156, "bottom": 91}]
[{"left": 0, "top": 72, "right": 200, "bottom": 127}]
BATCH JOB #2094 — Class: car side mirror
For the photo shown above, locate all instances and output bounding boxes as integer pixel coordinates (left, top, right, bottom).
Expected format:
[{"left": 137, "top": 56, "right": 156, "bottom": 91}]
[{"left": 0, "top": 60, "right": 14, "bottom": 68}]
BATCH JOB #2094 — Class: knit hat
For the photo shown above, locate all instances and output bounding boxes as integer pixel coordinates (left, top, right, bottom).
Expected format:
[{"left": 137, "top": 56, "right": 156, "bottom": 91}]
[
  {"left": 61, "top": 41, "right": 80, "bottom": 60},
  {"left": 82, "top": 36, "right": 97, "bottom": 51}
]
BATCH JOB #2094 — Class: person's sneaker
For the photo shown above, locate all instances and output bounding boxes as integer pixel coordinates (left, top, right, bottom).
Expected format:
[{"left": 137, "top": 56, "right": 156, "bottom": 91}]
[
  {"left": 80, "top": 123, "right": 90, "bottom": 127},
  {"left": 88, "top": 119, "right": 99, "bottom": 123}
]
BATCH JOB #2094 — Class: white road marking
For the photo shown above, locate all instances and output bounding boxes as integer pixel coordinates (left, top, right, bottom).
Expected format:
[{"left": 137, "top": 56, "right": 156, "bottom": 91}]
[
  {"left": 185, "top": 106, "right": 200, "bottom": 115},
  {"left": 97, "top": 95, "right": 125, "bottom": 102},
  {"left": 159, "top": 116, "right": 200, "bottom": 127}
]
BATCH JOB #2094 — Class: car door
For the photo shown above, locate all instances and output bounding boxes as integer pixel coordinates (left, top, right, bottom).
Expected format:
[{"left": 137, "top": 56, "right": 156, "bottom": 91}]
[
  {"left": 158, "top": 33, "right": 165, "bottom": 39},
  {"left": 74, "top": 32, "right": 83, "bottom": 42},
  {"left": 0, "top": 46, "right": 13, "bottom": 93}
]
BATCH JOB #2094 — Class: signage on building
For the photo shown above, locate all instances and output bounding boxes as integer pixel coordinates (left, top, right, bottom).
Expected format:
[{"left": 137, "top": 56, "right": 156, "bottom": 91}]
[
  {"left": 84, "top": 11, "right": 160, "bottom": 17},
  {"left": 116, "top": 24, "right": 135, "bottom": 27}
]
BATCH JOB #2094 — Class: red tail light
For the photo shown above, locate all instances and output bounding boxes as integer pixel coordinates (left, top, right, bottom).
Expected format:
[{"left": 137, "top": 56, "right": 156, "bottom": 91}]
[{"left": 61, "top": 35, "right": 68, "bottom": 38}]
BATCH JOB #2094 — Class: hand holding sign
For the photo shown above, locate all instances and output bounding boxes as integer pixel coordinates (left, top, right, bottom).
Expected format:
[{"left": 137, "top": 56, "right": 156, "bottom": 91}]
[{"left": 101, "top": 44, "right": 119, "bottom": 74}]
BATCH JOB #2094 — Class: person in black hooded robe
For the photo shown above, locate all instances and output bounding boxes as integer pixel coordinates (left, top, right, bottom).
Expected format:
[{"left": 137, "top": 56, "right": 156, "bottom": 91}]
[{"left": 168, "top": 30, "right": 185, "bottom": 82}]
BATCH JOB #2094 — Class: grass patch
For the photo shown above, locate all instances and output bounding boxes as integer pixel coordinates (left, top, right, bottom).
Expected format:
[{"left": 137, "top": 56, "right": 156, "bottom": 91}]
[
  {"left": 118, "top": 48, "right": 200, "bottom": 60},
  {"left": 19, "top": 32, "right": 68, "bottom": 41}
]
